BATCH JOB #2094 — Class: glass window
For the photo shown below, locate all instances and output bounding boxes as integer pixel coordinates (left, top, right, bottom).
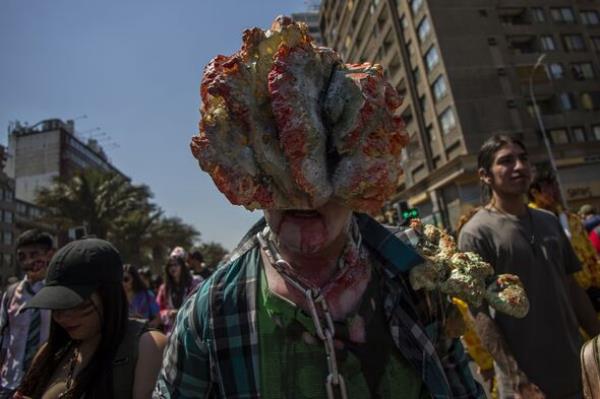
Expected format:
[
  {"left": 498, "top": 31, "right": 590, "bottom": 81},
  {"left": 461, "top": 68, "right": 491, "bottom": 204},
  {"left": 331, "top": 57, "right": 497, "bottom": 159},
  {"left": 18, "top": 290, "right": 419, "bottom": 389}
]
[
  {"left": 439, "top": 107, "right": 457, "bottom": 134},
  {"left": 559, "top": 93, "right": 576, "bottom": 111},
  {"left": 410, "top": 0, "right": 423, "bottom": 14},
  {"left": 592, "top": 37, "right": 600, "bottom": 52},
  {"left": 540, "top": 35, "right": 556, "bottom": 51},
  {"left": 593, "top": 125, "right": 600, "bottom": 140},
  {"left": 531, "top": 7, "right": 545, "bottom": 22},
  {"left": 572, "top": 62, "right": 595, "bottom": 80},
  {"left": 432, "top": 75, "right": 448, "bottom": 102},
  {"left": 412, "top": 67, "right": 421, "bottom": 84},
  {"left": 3, "top": 254, "right": 11, "bottom": 269},
  {"left": 4, "top": 212, "right": 12, "bottom": 224},
  {"left": 572, "top": 127, "right": 586, "bottom": 142},
  {"left": 563, "top": 34, "right": 586, "bottom": 51},
  {"left": 424, "top": 46, "right": 440, "bottom": 72},
  {"left": 551, "top": 7, "right": 575, "bottom": 23},
  {"left": 3, "top": 231, "right": 12, "bottom": 246},
  {"left": 581, "top": 10, "right": 600, "bottom": 25},
  {"left": 417, "top": 17, "right": 431, "bottom": 43},
  {"left": 550, "top": 128, "right": 569, "bottom": 144},
  {"left": 547, "top": 63, "right": 565, "bottom": 79},
  {"left": 400, "top": 15, "right": 408, "bottom": 30}
]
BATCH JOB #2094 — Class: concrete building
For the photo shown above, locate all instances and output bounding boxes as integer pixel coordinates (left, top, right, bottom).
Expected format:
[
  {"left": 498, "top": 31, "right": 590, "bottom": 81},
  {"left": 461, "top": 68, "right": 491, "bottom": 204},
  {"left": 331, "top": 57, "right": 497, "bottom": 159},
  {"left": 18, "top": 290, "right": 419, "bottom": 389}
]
[
  {"left": 320, "top": 0, "right": 600, "bottom": 229},
  {"left": 292, "top": 9, "right": 324, "bottom": 46},
  {"left": 0, "top": 146, "right": 18, "bottom": 285},
  {"left": 6, "top": 118, "right": 124, "bottom": 204}
]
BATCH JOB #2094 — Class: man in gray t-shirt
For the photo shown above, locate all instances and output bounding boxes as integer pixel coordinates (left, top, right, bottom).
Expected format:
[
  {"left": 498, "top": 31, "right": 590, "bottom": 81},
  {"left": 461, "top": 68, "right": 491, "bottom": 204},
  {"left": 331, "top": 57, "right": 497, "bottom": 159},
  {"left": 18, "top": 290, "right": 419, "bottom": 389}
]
[
  {"left": 459, "top": 207, "right": 581, "bottom": 398},
  {"left": 457, "top": 134, "right": 599, "bottom": 399}
]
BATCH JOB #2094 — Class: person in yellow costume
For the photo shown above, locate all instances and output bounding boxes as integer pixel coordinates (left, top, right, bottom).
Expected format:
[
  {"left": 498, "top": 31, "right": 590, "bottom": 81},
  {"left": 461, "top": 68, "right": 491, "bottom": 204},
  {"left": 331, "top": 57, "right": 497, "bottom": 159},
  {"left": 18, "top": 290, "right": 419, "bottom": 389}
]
[{"left": 528, "top": 172, "right": 600, "bottom": 300}]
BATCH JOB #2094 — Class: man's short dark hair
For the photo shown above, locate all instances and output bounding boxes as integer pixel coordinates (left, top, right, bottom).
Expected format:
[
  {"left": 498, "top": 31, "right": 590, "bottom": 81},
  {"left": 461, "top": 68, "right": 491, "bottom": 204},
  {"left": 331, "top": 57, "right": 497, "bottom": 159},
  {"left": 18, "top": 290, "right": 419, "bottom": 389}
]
[
  {"left": 16, "top": 229, "right": 54, "bottom": 251},
  {"left": 189, "top": 249, "right": 204, "bottom": 263}
]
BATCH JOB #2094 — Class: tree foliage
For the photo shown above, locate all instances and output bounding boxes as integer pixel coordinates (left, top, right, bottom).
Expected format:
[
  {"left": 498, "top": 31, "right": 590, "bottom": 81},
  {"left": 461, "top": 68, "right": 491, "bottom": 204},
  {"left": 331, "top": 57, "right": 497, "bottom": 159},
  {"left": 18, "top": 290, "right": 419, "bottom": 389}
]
[
  {"left": 36, "top": 169, "right": 201, "bottom": 268},
  {"left": 197, "top": 242, "right": 229, "bottom": 269}
]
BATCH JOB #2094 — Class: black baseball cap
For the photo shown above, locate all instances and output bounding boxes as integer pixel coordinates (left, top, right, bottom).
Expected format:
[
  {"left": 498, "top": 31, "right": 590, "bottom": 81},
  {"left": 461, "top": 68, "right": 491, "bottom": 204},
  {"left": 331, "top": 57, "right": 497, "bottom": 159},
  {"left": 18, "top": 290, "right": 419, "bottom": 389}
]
[{"left": 25, "top": 238, "right": 123, "bottom": 310}]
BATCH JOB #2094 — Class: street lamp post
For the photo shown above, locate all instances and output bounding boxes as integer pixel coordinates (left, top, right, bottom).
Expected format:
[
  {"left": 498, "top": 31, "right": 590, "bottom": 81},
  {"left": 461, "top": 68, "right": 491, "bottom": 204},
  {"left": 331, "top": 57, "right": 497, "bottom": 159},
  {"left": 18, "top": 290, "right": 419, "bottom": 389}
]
[{"left": 528, "top": 53, "right": 568, "bottom": 207}]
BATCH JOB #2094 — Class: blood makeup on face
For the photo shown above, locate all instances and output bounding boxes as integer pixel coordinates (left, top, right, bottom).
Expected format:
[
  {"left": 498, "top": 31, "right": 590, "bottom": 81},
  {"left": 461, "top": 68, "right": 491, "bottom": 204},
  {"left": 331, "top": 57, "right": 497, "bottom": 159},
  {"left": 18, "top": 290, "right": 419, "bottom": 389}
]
[
  {"left": 265, "top": 203, "right": 352, "bottom": 255},
  {"left": 272, "top": 210, "right": 329, "bottom": 254}
]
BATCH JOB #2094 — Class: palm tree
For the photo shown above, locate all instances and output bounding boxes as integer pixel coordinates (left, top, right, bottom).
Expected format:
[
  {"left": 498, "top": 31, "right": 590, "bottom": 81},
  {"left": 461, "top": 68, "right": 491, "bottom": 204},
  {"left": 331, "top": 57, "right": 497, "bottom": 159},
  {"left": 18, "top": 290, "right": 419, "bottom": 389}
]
[{"left": 36, "top": 169, "right": 153, "bottom": 239}]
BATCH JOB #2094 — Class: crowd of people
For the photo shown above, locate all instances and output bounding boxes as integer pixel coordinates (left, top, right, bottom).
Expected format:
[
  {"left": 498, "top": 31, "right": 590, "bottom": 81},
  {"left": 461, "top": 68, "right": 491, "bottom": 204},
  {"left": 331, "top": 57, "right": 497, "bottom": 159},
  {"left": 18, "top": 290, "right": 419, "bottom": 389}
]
[
  {"left": 0, "top": 233, "right": 214, "bottom": 399},
  {"left": 3, "top": 16, "right": 600, "bottom": 399},
  {"left": 0, "top": 135, "right": 597, "bottom": 398}
]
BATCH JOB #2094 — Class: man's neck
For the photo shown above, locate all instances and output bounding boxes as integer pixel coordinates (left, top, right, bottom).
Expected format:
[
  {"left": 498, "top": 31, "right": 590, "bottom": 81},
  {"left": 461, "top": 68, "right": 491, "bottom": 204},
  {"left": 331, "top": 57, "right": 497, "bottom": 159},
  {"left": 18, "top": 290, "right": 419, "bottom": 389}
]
[
  {"left": 276, "top": 231, "right": 348, "bottom": 288},
  {"left": 491, "top": 192, "right": 527, "bottom": 216}
]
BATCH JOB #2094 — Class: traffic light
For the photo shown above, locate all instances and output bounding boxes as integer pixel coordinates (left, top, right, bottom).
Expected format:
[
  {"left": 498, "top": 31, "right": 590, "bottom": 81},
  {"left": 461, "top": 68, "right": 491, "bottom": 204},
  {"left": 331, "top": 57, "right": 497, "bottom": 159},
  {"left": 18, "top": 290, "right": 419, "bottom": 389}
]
[{"left": 402, "top": 208, "right": 420, "bottom": 220}]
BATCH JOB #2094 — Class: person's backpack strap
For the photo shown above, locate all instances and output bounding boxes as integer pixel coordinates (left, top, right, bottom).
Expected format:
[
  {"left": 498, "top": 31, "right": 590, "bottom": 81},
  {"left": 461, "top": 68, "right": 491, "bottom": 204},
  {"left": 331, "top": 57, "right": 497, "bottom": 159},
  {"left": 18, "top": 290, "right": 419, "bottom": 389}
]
[
  {"left": 581, "top": 335, "right": 600, "bottom": 399},
  {"left": 112, "top": 319, "right": 148, "bottom": 399}
]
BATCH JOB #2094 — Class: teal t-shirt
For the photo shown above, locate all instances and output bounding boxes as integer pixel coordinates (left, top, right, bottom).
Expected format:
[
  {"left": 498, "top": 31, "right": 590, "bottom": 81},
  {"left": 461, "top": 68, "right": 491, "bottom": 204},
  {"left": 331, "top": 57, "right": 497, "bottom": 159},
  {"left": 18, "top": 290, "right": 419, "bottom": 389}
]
[{"left": 257, "top": 265, "right": 429, "bottom": 398}]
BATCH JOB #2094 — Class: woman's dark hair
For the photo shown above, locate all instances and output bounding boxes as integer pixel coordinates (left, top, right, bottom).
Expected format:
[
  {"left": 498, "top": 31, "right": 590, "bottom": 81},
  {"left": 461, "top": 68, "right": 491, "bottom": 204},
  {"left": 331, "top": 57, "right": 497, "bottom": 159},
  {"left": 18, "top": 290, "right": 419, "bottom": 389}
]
[
  {"left": 123, "top": 263, "right": 148, "bottom": 293},
  {"left": 163, "top": 256, "right": 193, "bottom": 309},
  {"left": 477, "top": 134, "right": 527, "bottom": 204},
  {"left": 18, "top": 283, "right": 128, "bottom": 398}
]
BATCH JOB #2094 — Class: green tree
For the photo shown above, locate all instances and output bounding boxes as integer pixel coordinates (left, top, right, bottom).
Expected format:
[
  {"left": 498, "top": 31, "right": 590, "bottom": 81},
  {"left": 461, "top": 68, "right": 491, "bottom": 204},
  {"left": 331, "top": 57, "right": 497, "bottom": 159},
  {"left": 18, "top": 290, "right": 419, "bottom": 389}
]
[
  {"left": 197, "top": 241, "right": 229, "bottom": 269},
  {"left": 36, "top": 169, "right": 201, "bottom": 270},
  {"left": 37, "top": 170, "right": 153, "bottom": 238}
]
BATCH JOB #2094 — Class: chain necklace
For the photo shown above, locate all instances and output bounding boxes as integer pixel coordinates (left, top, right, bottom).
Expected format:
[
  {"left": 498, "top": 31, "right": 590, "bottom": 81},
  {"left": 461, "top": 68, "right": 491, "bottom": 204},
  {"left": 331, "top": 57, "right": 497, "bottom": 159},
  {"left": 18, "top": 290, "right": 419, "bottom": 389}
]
[
  {"left": 57, "top": 344, "right": 79, "bottom": 399},
  {"left": 257, "top": 229, "right": 348, "bottom": 399}
]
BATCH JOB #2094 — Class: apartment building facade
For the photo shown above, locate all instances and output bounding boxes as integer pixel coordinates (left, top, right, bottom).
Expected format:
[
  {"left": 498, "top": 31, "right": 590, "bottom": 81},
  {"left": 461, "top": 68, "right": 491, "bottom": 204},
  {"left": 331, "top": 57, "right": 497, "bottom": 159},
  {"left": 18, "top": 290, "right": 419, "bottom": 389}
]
[
  {"left": 6, "top": 118, "right": 125, "bottom": 204},
  {"left": 320, "top": 0, "right": 600, "bottom": 229}
]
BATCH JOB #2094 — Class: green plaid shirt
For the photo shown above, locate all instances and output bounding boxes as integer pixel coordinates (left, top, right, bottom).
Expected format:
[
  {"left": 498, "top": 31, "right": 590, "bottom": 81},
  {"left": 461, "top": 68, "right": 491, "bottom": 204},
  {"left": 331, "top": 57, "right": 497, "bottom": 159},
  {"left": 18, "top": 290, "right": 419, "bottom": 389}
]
[{"left": 154, "top": 214, "right": 484, "bottom": 399}]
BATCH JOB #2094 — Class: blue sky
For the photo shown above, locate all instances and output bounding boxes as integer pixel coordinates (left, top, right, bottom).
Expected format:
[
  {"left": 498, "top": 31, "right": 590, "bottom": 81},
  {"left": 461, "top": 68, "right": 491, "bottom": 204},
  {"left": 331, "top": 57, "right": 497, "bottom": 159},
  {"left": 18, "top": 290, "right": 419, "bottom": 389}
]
[{"left": 0, "top": 0, "right": 312, "bottom": 250}]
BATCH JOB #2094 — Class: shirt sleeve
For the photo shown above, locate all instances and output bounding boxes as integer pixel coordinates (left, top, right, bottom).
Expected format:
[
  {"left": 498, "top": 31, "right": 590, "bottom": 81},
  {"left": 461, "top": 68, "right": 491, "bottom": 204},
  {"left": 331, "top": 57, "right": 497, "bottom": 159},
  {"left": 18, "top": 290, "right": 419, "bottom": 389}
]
[{"left": 153, "top": 292, "right": 213, "bottom": 398}]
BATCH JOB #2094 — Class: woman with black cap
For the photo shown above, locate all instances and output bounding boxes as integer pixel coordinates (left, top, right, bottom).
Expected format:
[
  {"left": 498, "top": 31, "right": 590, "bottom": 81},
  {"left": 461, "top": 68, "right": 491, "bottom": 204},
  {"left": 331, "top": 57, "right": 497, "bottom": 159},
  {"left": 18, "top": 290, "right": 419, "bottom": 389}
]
[{"left": 14, "top": 238, "right": 166, "bottom": 399}]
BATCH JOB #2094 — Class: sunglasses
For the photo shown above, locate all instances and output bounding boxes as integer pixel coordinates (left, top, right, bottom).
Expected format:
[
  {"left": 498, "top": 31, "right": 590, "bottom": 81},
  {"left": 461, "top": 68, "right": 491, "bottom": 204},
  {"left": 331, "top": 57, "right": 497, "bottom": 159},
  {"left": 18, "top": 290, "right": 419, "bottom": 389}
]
[{"left": 123, "top": 276, "right": 132, "bottom": 283}]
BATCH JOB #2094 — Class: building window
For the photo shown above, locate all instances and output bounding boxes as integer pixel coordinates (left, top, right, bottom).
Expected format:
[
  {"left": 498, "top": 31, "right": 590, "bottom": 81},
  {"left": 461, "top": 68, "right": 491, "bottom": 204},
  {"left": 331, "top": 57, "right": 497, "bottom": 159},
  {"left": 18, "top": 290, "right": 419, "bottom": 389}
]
[
  {"left": 410, "top": 0, "right": 423, "bottom": 14},
  {"left": 593, "top": 125, "right": 600, "bottom": 140},
  {"left": 551, "top": 7, "right": 575, "bottom": 23},
  {"left": 581, "top": 10, "right": 600, "bottom": 25},
  {"left": 559, "top": 92, "right": 576, "bottom": 111},
  {"left": 400, "top": 15, "right": 408, "bottom": 30},
  {"left": 432, "top": 75, "right": 448, "bottom": 102},
  {"left": 547, "top": 63, "right": 565, "bottom": 79},
  {"left": 572, "top": 127, "right": 586, "bottom": 142},
  {"left": 581, "top": 92, "right": 600, "bottom": 110},
  {"left": 426, "top": 124, "right": 436, "bottom": 142},
  {"left": 417, "top": 17, "right": 431, "bottom": 43},
  {"left": 412, "top": 67, "right": 421, "bottom": 84},
  {"left": 3, "top": 231, "right": 12, "bottom": 246},
  {"left": 540, "top": 35, "right": 556, "bottom": 51},
  {"left": 549, "top": 128, "right": 569, "bottom": 144},
  {"left": 563, "top": 34, "right": 586, "bottom": 52},
  {"left": 571, "top": 62, "right": 595, "bottom": 80},
  {"left": 439, "top": 107, "right": 457, "bottom": 134},
  {"left": 531, "top": 7, "right": 545, "bottom": 22},
  {"left": 424, "top": 46, "right": 440, "bottom": 72},
  {"left": 592, "top": 37, "right": 600, "bottom": 52},
  {"left": 419, "top": 95, "right": 427, "bottom": 113},
  {"left": 2, "top": 211, "right": 12, "bottom": 224}
]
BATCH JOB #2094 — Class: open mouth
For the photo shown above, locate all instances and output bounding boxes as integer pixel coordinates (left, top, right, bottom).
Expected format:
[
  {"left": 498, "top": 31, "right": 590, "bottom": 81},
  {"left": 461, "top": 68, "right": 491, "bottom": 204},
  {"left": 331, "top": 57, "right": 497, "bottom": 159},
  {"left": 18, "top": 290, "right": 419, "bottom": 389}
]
[{"left": 284, "top": 209, "right": 321, "bottom": 219}]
